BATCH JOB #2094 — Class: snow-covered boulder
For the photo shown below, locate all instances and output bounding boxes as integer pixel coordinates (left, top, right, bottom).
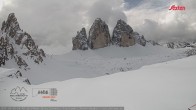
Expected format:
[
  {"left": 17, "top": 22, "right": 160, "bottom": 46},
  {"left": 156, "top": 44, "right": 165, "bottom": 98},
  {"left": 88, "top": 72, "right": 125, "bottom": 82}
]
[
  {"left": 72, "top": 28, "right": 88, "bottom": 50},
  {"left": 88, "top": 18, "right": 111, "bottom": 49}
]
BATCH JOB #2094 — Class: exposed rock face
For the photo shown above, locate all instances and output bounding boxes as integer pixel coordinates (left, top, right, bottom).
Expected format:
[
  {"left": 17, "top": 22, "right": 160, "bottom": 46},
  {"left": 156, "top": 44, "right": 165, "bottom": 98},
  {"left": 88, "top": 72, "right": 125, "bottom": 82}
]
[
  {"left": 72, "top": 18, "right": 150, "bottom": 50},
  {"left": 167, "top": 42, "right": 175, "bottom": 49},
  {"left": 1, "top": 13, "right": 21, "bottom": 37},
  {"left": 0, "top": 13, "right": 46, "bottom": 69},
  {"left": 72, "top": 28, "right": 88, "bottom": 50},
  {"left": 185, "top": 49, "right": 196, "bottom": 57},
  {"left": 112, "top": 20, "right": 135, "bottom": 47},
  {"left": 132, "top": 32, "right": 146, "bottom": 46},
  {"left": 167, "top": 41, "right": 191, "bottom": 49},
  {"left": 14, "top": 55, "right": 28, "bottom": 68},
  {"left": 88, "top": 18, "right": 111, "bottom": 49},
  {"left": 7, "top": 70, "right": 22, "bottom": 78}
]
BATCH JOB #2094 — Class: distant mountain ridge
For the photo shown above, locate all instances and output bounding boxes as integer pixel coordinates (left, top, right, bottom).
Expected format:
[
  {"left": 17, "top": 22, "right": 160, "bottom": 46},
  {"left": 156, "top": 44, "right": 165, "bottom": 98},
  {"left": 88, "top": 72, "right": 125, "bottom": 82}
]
[{"left": 166, "top": 41, "right": 196, "bottom": 49}]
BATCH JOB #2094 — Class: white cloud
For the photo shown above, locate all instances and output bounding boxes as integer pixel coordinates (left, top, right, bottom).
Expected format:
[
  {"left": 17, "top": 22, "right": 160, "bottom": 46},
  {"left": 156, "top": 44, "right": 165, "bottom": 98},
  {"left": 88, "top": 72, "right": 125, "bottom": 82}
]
[
  {"left": 0, "top": 0, "right": 196, "bottom": 54},
  {"left": 125, "top": 0, "right": 196, "bottom": 42},
  {"left": 0, "top": 0, "right": 125, "bottom": 50},
  {"left": 86, "top": 0, "right": 126, "bottom": 33}
]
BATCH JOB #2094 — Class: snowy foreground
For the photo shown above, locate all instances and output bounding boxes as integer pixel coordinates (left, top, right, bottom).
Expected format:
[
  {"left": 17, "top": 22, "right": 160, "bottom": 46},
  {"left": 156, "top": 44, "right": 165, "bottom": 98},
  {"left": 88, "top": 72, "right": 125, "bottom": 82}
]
[{"left": 0, "top": 55, "right": 195, "bottom": 110}]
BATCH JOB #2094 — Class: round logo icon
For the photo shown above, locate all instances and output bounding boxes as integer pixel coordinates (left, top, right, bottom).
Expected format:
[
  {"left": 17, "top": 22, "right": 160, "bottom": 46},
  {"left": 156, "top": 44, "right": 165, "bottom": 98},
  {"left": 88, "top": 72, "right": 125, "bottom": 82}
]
[{"left": 10, "top": 86, "right": 28, "bottom": 101}]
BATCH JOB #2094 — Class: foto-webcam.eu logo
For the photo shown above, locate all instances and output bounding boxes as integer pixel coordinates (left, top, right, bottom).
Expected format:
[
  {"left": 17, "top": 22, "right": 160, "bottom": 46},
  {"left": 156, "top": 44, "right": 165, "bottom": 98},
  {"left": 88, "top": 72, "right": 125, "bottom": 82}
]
[{"left": 10, "top": 86, "right": 28, "bottom": 101}]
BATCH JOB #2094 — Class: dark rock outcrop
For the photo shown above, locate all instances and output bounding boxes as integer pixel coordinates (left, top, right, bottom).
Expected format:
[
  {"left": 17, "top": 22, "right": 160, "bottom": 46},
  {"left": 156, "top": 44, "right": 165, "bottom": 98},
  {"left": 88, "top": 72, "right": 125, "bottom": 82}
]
[
  {"left": 112, "top": 20, "right": 148, "bottom": 47},
  {"left": 185, "top": 49, "right": 196, "bottom": 57},
  {"left": 7, "top": 69, "right": 31, "bottom": 85},
  {"left": 7, "top": 70, "right": 22, "bottom": 78},
  {"left": 72, "top": 28, "right": 88, "bottom": 50},
  {"left": 1, "top": 13, "right": 21, "bottom": 37},
  {"left": 167, "top": 41, "right": 191, "bottom": 49},
  {"left": 167, "top": 42, "right": 175, "bottom": 49},
  {"left": 132, "top": 32, "right": 146, "bottom": 46},
  {"left": 72, "top": 19, "right": 151, "bottom": 50},
  {"left": 112, "top": 20, "right": 135, "bottom": 47},
  {"left": 0, "top": 13, "right": 46, "bottom": 69},
  {"left": 14, "top": 55, "right": 28, "bottom": 69},
  {"left": 88, "top": 18, "right": 111, "bottom": 49}
]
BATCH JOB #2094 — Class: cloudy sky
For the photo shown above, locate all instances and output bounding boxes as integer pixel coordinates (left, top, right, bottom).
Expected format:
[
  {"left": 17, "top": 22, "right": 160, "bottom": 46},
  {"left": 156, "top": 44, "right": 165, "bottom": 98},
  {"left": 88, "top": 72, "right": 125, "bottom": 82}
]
[{"left": 0, "top": 0, "right": 195, "bottom": 54}]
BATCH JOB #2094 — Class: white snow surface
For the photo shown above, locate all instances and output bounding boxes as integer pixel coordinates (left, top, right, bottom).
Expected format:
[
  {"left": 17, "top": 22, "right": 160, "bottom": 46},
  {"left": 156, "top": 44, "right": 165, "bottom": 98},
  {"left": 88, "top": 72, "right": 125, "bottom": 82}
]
[
  {"left": 0, "top": 55, "right": 195, "bottom": 110},
  {"left": 21, "top": 44, "right": 187, "bottom": 84}
]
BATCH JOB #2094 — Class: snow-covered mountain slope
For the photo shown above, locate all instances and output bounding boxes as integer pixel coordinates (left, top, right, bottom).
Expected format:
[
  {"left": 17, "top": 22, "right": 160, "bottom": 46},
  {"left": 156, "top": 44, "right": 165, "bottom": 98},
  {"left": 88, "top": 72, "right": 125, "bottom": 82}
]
[
  {"left": 0, "top": 13, "right": 45, "bottom": 70},
  {"left": 0, "top": 55, "right": 195, "bottom": 110},
  {"left": 17, "top": 44, "right": 188, "bottom": 84}
]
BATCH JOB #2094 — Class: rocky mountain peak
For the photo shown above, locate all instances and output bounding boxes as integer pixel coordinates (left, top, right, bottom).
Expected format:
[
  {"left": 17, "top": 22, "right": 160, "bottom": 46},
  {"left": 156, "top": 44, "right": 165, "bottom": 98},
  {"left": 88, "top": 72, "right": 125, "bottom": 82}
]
[
  {"left": 112, "top": 19, "right": 135, "bottom": 47},
  {"left": 79, "top": 28, "right": 87, "bottom": 38},
  {"left": 116, "top": 19, "right": 133, "bottom": 33},
  {"left": 0, "top": 13, "right": 46, "bottom": 70},
  {"left": 72, "top": 18, "right": 151, "bottom": 50},
  {"left": 94, "top": 18, "right": 105, "bottom": 25},
  {"left": 1, "top": 13, "right": 21, "bottom": 36},
  {"left": 72, "top": 27, "right": 88, "bottom": 50},
  {"left": 88, "top": 18, "right": 111, "bottom": 49}
]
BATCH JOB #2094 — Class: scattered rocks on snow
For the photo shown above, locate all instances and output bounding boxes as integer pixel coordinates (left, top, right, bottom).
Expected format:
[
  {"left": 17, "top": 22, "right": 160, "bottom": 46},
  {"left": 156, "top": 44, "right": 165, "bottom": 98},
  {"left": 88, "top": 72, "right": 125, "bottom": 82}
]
[
  {"left": 6, "top": 69, "right": 31, "bottom": 85},
  {"left": 7, "top": 70, "right": 22, "bottom": 78}
]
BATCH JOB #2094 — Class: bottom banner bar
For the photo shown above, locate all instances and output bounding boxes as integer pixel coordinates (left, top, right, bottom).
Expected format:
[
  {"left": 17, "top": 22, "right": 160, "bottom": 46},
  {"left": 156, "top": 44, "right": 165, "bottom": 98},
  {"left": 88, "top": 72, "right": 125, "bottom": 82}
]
[{"left": 0, "top": 107, "right": 124, "bottom": 110}]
